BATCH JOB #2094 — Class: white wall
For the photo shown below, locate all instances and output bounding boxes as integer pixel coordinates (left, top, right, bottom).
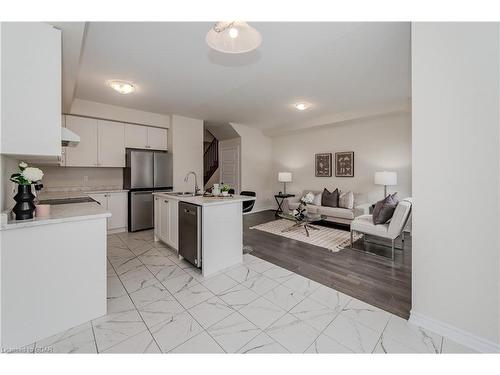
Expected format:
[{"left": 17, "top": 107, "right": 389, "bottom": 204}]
[
  {"left": 411, "top": 23, "right": 500, "bottom": 352},
  {"left": 271, "top": 113, "right": 411, "bottom": 204},
  {"left": 171, "top": 115, "right": 204, "bottom": 192},
  {"left": 231, "top": 123, "right": 273, "bottom": 211},
  {"left": 70, "top": 99, "right": 171, "bottom": 128}
]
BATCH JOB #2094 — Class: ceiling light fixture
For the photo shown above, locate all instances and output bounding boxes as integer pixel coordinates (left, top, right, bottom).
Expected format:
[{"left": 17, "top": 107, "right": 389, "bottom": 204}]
[
  {"left": 107, "top": 80, "right": 135, "bottom": 95},
  {"left": 206, "top": 21, "right": 262, "bottom": 54},
  {"left": 294, "top": 102, "right": 310, "bottom": 111}
]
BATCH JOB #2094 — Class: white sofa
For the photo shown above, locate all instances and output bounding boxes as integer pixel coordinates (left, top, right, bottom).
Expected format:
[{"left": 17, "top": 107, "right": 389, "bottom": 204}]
[{"left": 284, "top": 190, "right": 369, "bottom": 225}]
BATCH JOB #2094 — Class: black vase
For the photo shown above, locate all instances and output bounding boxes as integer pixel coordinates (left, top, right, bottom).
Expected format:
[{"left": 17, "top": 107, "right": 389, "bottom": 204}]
[{"left": 13, "top": 185, "right": 36, "bottom": 220}]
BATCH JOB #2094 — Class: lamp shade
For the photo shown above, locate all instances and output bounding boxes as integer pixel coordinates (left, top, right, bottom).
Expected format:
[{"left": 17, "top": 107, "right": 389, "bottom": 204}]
[
  {"left": 374, "top": 171, "right": 397, "bottom": 186},
  {"left": 278, "top": 172, "right": 292, "bottom": 183}
]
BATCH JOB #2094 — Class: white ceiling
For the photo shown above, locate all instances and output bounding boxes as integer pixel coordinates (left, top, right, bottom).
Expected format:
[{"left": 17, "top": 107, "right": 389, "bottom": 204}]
[{"left": 74, "top": 22, "right": 410, "bottom": 130}]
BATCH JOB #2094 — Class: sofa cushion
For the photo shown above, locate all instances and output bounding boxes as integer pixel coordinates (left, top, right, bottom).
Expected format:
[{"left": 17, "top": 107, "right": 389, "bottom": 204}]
[
  {"left": 351, "top": 215, "right": 389, "bottom": 237},
  {"left": 339, "top": 191, "right": 354, "bottom": 209},
  {"left": 372, "top": 193, "right": 399, "bottom": 225},
  {"left": 317, "top": 206, "right": 354, "bottom": 220},
  {"left": 321, "top": 188, "right": 339, "bottom": 207},
  {"left": 312, "top": 193, "right": 322, "bottom": 206}
]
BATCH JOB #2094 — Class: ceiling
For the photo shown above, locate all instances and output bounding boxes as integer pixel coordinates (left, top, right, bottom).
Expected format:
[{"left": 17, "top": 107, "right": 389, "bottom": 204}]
[{"left": 73, "top": 22, "right": 410, "bottom": 130}]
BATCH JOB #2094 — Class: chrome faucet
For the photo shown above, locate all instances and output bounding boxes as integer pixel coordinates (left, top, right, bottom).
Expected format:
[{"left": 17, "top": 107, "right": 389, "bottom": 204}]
[{"left": 184, "top": 171, "right": 200, "bottom": 195}]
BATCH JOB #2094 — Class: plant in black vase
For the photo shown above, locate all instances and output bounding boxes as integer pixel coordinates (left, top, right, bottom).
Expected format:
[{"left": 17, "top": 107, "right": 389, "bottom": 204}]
[
  {"left": 293, "top": 192, "right": 314, "bottom": 221},
  {"left": 10, "top": 162, "right": 44, "bottom": 220}
]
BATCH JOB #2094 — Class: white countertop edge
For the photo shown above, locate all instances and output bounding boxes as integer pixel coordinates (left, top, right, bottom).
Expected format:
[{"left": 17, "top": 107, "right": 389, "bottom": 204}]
[
  {"left": 153, "top": 192, "right": 256, "bottom": 206},
  {"left": 0, "top": 211, "right": 111, "bottom": 231}
]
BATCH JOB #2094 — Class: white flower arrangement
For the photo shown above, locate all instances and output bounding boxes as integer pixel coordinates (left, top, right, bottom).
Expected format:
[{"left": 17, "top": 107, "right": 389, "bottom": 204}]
[
  {"left": 300, "top": 192, "right": 315, "bottom": 205},
  {"left": 10, "top": 162, "right": 44, "bottom": 185}
]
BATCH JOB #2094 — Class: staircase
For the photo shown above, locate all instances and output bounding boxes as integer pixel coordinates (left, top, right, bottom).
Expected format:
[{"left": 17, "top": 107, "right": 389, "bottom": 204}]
[{"left": 204, "top": 137, "right": 219, "bottom": 185}]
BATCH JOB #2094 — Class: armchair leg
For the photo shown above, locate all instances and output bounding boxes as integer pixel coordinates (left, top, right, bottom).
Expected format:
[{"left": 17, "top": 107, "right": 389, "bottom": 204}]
[
  {"left": 402, "top": 231, "right": 405, "bottom": 244},
  {"left": 350, "top": 230, "right": 354, "bottom": 248},
  {"left": 391, "top": 239, "right": 395, "bottom": 261}
]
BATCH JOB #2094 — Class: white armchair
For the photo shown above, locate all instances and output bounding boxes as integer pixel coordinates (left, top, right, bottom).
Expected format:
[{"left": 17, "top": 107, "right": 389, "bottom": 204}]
[{"left": 350, "top": 198, "right": 412, "bottom": 261}]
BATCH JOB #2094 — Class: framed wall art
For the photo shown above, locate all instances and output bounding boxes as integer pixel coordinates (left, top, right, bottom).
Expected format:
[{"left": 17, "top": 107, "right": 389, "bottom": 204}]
[
  {"left": 315, "top": 153, "right": 332, "bottom": 177},
  {"left": 335, "top": 151, "right": 354, "bottom": 177}
]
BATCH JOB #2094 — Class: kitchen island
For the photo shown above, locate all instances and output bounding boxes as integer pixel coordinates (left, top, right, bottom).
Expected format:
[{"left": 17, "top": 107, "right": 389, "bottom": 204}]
[
  {"left": 0, "top": 202, "right": 110, "bottom": 349},
  {"left": 153, "top": 192, "right": 256, "bottom": 277}
]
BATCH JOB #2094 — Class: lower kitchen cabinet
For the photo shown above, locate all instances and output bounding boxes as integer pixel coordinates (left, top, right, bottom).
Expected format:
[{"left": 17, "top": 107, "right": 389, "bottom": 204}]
[
  {"left": 154, "top": 195, "right": 178, "bottom": 250},
  {"left": 88, "top": 191, "right": 128, "bottom": 233}
]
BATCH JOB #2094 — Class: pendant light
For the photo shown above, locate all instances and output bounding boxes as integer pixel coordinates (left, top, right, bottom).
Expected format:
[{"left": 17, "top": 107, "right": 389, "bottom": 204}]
[{"left": 206, "top": 21, "right": 262, "bottom": 54}]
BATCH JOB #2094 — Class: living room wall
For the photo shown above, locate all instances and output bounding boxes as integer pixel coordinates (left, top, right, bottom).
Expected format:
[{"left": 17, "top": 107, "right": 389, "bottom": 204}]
[{"left": 270, "top": 112, "right": 411, "bottom": 205}]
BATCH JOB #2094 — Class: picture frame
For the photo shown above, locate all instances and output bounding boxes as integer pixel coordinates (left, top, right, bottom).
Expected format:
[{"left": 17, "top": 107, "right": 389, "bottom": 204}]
[
  {"left": 335, "top": 151, "right": 354, "bottom": 177},
  {"left": 315, "top": 153, "right": 332, "bottom": 177}
]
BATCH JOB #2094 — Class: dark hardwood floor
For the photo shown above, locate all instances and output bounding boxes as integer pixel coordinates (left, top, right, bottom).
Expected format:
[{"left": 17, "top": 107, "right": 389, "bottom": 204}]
[{"left": 243, "top": 210, "right": 412, "bottom": 319}]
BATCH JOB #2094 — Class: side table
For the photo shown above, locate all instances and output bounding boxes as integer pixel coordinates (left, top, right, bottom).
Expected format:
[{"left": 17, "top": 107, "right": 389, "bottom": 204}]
[{"left": 274, "top": 193, "right": 295, "bottom": 216}]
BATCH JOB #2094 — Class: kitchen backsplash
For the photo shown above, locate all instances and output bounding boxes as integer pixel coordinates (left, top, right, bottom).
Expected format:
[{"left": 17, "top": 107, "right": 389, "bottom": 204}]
[{"left": 38, "top": 166, "right": 123, "bottom": 192}]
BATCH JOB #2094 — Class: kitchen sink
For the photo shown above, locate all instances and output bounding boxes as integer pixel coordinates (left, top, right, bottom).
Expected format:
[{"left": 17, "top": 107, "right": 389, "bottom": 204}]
[{"left": 166, "top": 192, "right": 202, "bottom": 197}]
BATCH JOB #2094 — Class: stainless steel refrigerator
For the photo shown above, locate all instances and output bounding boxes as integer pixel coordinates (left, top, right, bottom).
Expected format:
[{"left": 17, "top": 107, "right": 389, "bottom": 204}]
[{"left": 124, "top": 149, "right": 173, "bottom": 231}]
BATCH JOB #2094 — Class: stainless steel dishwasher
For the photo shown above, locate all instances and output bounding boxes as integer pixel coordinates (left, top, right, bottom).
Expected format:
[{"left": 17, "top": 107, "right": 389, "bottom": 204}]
[{"left": 178, "top": 202, "right": 202, "bottom": 268}]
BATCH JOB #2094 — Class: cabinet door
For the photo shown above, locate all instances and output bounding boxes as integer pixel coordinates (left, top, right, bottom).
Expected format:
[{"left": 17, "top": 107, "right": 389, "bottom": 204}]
[
  {"left": 107, "top": 192, "right": 128, "bottom": 230},
  {"left": 98, "top": 120, "right": 125, "bottom": 167},
  {"left": 159, "top": 199, "right": 170, "bottom": 243},
  {"left": 125, "top": 124, "right": 148, "bottom": 149},
  {"left": 147, "top": 127, "right": 168, "bottom": 150},
  {"left": 154, "top": 196, "right": 161, "bottom": 239},
  {"left": 65, "top": 116, "right": 98, "bottom": 167},
  {"left": 168, "top": 199, "right": 178, "bottom": 250}
]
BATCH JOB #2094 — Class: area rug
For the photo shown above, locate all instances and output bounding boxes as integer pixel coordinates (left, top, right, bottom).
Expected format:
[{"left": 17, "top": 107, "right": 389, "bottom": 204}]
[{"left": 250, "top": 219, "right": 362, "bottom": 252}]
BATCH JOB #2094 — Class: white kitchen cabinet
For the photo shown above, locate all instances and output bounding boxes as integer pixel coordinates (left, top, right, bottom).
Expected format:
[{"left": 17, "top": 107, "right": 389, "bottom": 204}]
[
  {"left": 125, "top": 124, "right": 148, "bottom": 149},
  {"left": 1, "top": 22, "right": 61, "bottom": 157},
  {"left": 125, "top": 124, "right": 168, "bottom": 151},
  {"left": 147, "top": 127, "right": 168, "bottom": 150},
  {"left": 154, "top": 195, "right": 178, "bottom": 250},
  {"left": 97, "top": 120, "right": 125, "bottom": 167},
  {"left": 65, "top": 116, "right": 98, "bottom": 167},
  {"left": 88, "top": 192, "right": 128, "bottom": 233}
]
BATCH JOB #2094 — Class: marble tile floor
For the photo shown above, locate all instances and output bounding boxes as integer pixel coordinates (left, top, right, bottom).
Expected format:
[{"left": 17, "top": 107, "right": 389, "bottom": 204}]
[{"left": 19, "top": 230, "right": 475, "bottom": 354}]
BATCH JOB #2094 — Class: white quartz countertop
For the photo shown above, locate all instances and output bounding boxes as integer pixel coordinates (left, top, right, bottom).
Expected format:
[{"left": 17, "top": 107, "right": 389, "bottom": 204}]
[
  {"left": 153, "top": 192, "right": 256, "bottom": 207},
  {"left": 0, "top": 202, "right": 111, "bottom": 231},
  {"left": 38, "top": 189, "right": 129, "bottom": 200}
]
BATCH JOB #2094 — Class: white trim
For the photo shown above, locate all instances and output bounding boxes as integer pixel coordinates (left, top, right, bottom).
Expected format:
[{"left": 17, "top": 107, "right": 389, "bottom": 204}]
[
  {"left": 244, "top": 206, "right": 275, "bottom": 215},
  {"left": 107, "top": 227, "right": 127, "bottom": 235},
  {"left": 409, "top": 310, "right": 500, "bottom": 353}
]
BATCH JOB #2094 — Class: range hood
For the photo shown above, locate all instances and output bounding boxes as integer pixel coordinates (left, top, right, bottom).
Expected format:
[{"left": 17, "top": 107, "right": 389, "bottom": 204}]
[{"left": 61, "top": 127, "right": 80, "bottom": 147}]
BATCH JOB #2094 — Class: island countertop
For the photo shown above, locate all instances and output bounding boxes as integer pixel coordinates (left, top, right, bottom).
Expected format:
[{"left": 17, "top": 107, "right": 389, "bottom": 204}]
[
  {"left": 0, "top": 202, "right": 111, "bottom": 231},
  {"left": 153, "top": 192, "right": 256, "bottom": 207}
]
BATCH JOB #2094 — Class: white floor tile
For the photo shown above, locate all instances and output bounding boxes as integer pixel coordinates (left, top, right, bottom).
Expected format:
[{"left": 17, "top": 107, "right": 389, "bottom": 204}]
[
  {"left": 289, "top": 297, "right": 338, "bottom": 331},
  {"left": 207, "top": 312, "right": 260, "bottom": 353},
  {"left": 238, "top": 332, "right": 289, "bottom": 353},
  {"left": 217, "top": 284, "right": 260, "bottom": 310},
  {"left": 239, "top": 297, "right": 287, "bottom": 329},
  {"left": 107, "top": 274, "right": 128, "bottom": 299},
  {"left": 308, "top": 284, "right": 352, "bottom": 312},
  {"left": 263, "top": 284, "right": 305, "bottom": 311},
  {"left": 152, "top": 264, "right": 187, "bottom": 283},
  {"left": 201, "top": 273, "right": 239, "bottom": 294},
  {"left": 265, "top": 313, "right": 320, "bottom": 353},
  {"left": 174, "top": 284, "right": 215, "bottom": 309},
  {"left": 373, "top": 336, "right": 419, "bottom": 353},
  {"left": 304, "top": 334, "right": 354, "bottom": 353},
  {"left": 225, "top": 265, "right": 260, "bottom": 283},
  {"left": 241, "top": 274, "right": 279, "bottom": 296},
  {"left": 129, "top": 282, "right": 172, "bottom": 308},
  {"left": 150, "top": 311, "right": 203, "bottom": 353},
  {"left": 103, "top": 330, "right": 160, "bottom": 353},
  {"left": 382, "top": 315, "right": 442, "bottom": 353},
  {"left": 188, "top": 297, "right": 235, "bottom": 329},
  {"left": 441, "top": 338, "right": 477, "bottom": 353},
  {"left": 341, "top": 298, "right": 391, "bottom": 332},
  {"left": 323, "top": 313, "right": 381, "bottom": 353},
  {"left": 170, "top": 331, "right": 225, "bottom": 353},
  {"left": 119, "top": 265, "right": 157, "bottom": 294},
  {"left": 138, "top": 249, "right": 175, "bottom": 269},
  {"left": 281, "top": 274, "right": 321, "bottom": 298},
  {"left": 162, "top": 273, "right": 200, "bottom": 294},
  {"left": 138, "top": 298, "right": 186, "bottom": 328},
  {"left": 107, "top": 294, "right": 135, "bottom": 315},
  {"left": 262, "top": 266, "right": 296, "bottom": 284},
  {"left": 246, "top": 259, "right": 276, "bottom": 273},
  {"left": 114, "top": 257, "right": 143, "bottom": 276},
  {"left": 35, "top": 322, "right": 96, "bottom": 354}
]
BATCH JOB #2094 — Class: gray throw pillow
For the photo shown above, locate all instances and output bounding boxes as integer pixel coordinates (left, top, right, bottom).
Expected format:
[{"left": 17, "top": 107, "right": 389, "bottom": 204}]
[
  {"left": 372, "top": 193, "right": 399, "bottom": 225},
  {"left": 321, "top": 188, "right": 339, "bottom": 208}
]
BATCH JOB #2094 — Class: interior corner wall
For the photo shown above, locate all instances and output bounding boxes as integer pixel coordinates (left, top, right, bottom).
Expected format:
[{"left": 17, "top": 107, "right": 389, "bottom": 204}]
[
  {"left": 171, "top": 115, "right": 204, "bottom": 192},
  {"left": 411, "top": 22, "right": 500, "bottom": 351},
  {"left": 270, "top": 112, "right": 412, "bottom": 204},
  {"left": 230, "top": 123, "right": 273, "bottom": 211}
]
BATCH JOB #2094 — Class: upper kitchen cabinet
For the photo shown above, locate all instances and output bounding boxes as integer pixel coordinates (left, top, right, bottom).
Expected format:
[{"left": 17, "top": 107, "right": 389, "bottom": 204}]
[
  {"left": 125, "top": 124, "right": 168, "bottom": 150},
  {"left": 97, "top": 120, "right": 125, "bottom": 167},
  {"left": 1, "top": 23, "right": 61, "bottom": 157},
  {"left": 65, "top": 116, "right": 98, "bottom": 167}
]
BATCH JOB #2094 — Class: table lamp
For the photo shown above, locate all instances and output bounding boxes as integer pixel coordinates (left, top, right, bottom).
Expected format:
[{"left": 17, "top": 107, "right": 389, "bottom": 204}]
[
  {"left": 278, "top": 172, "right": 292, "bottom": 194},
  {"left": 374, "top": 171, "right": 397, "bottom": 198}
]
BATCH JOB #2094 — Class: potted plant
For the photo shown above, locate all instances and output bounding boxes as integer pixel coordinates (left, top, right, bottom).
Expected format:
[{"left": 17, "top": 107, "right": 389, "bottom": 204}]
[
  {"left": 221, "top": 184, "right": 231, "bottom": 196},
  {"left": 10, "top": 162, "right": 44, "bottom": 220}
]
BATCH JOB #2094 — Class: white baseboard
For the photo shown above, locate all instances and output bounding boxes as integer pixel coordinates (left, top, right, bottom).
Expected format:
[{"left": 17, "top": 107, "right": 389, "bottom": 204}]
[
  {"left": 244, "top": 206, "right": 275, "bottom": 215},
  {"left": 107, "top": 227, "right": 127, "bottom": 234},
  {"left": 409, "top": 310, "right": 500, "bottom": 353}
]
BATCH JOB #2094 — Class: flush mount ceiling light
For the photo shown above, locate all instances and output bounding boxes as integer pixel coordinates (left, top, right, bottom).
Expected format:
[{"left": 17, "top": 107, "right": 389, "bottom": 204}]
[
  {"left": 206, "top": 21, "right": 262, "bottom": 54},
  {"left": 294, "top": 102, "right": 311, "bottom": 111},
  {"left": 107, "top": 80, "right": 135, "bottom": 95}
]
